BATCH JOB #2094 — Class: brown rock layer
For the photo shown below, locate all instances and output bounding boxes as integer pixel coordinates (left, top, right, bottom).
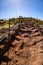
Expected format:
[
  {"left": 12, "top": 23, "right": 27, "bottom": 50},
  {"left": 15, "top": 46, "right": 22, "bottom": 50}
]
[{"left": 0, "top": 21, "right": 43, "bottom": 65}]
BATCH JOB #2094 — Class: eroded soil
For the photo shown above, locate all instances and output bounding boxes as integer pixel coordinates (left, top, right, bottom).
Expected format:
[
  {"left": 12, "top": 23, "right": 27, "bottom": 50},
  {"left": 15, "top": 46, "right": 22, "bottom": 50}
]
[{"left": 0, "top": 21, "right": 43, "bottom": 65}]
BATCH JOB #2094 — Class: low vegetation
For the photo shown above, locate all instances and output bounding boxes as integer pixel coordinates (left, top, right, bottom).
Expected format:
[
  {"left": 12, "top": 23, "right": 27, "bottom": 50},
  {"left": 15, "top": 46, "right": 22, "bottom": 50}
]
[{"left": 0, "top": 17, "right": 43, "bottom": 30}]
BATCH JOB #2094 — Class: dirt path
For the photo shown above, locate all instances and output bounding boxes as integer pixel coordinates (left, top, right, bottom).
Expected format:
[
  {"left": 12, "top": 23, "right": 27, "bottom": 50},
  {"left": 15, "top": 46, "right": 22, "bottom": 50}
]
[{"left": 0, "top": 21, "right": 43, "bottom": 65}]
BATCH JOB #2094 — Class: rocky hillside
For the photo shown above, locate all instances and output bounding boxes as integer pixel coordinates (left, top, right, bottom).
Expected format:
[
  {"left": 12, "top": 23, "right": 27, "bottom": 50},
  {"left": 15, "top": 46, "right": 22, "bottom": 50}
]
[{"left": 0, "top": 21, "right": 43, "bottom": 65}]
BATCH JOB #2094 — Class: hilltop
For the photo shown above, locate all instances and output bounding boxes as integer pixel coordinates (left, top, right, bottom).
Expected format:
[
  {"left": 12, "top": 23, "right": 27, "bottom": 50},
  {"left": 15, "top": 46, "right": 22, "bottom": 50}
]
[{"left": 0, "top": 17, "right": 43, "bottom": 65}]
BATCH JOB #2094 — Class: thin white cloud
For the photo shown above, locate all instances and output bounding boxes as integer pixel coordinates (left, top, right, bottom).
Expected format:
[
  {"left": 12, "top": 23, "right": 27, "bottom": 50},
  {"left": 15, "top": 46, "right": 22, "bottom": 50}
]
[
  {"left": 17, "top": 9, "right": 22, "bottom": 15},
  {"left": 16, "top": 8, "right": 25, "bottom": 16}
]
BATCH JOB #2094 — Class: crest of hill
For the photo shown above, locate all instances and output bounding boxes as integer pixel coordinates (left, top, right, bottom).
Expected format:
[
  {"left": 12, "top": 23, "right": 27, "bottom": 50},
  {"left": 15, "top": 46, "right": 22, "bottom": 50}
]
[{"left": 0, "top": 17, "right": 43, "bottom": 25}]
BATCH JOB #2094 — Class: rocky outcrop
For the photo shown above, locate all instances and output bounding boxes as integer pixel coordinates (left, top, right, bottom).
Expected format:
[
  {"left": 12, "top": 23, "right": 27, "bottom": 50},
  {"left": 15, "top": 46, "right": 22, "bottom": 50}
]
[{"left": 0, "top": 21, "right": 43, "bottom": 65}]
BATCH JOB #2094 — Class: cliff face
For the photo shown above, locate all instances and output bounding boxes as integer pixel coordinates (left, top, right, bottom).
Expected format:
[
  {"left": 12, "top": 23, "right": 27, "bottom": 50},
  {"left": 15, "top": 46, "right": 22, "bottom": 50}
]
[{"left": 0, "top": 21, "right": 43, "bottom": 65}]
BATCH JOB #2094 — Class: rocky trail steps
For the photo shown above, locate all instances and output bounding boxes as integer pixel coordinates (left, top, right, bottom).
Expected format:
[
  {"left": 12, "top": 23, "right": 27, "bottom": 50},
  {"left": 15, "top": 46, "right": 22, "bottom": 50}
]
[{"left": 0, "top": 21, "right": 43, "bottom": 65}]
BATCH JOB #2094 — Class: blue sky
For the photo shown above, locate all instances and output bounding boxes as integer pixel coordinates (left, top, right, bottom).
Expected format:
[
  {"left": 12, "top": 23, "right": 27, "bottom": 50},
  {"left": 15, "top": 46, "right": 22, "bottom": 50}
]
[{"left": 0, "top": 0, "right": 43, "bottom": 20}]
